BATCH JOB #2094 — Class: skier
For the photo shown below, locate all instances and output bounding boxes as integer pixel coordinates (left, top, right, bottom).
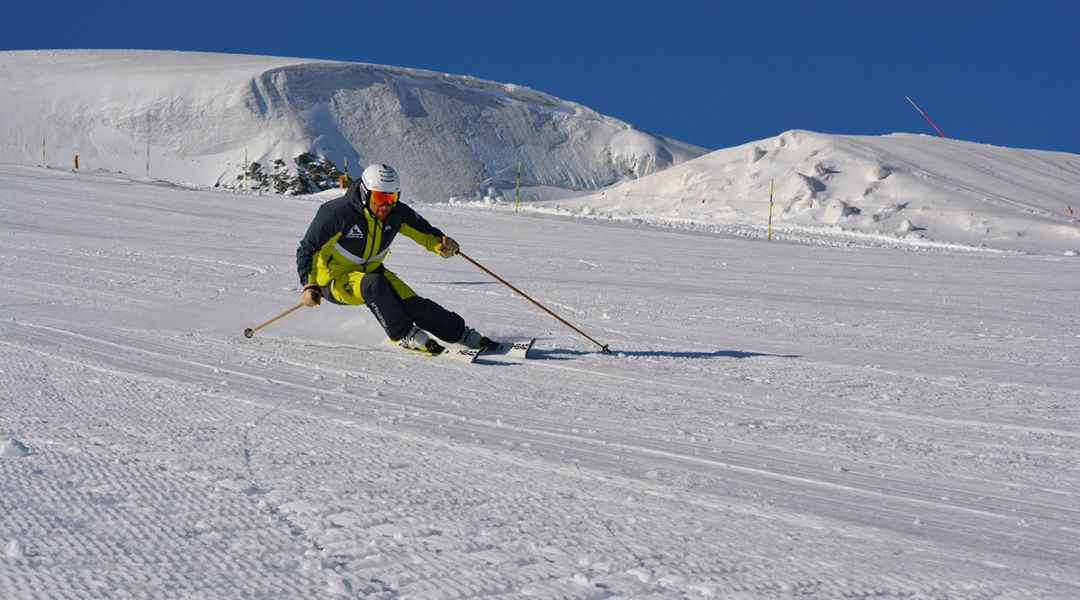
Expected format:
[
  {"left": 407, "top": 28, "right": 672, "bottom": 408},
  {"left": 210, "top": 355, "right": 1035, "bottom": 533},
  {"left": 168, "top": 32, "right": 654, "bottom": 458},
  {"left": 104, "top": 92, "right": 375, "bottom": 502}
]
[{"left": 296, "top": 163, "right": 493, "bottom": 354}]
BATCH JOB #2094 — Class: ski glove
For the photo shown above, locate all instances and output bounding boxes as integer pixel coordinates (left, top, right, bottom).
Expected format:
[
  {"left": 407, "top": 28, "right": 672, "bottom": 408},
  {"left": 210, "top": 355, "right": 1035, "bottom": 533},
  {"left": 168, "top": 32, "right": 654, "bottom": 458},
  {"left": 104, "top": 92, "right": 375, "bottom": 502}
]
[
  {"left": 301, "top": 285, "right": 322, "bottom": 307},
  {"left": 437, "top": 236, "right": 459, "bottom": 258}
]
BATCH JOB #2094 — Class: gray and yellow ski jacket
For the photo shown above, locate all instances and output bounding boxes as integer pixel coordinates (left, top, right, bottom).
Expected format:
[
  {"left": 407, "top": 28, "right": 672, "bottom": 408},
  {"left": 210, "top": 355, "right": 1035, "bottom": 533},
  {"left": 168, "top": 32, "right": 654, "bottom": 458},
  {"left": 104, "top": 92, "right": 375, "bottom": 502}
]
[{"left": 296, "top": 183, "right": 445, "bottom": 305}]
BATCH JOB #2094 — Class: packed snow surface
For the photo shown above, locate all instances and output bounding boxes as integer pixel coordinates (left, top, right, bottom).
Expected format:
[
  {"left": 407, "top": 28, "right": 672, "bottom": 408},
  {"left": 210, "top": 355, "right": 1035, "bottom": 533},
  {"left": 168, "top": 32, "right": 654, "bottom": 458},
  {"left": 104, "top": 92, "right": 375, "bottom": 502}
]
[{"left": 1, "top": 164, "right": 1078, "bottom": 598}]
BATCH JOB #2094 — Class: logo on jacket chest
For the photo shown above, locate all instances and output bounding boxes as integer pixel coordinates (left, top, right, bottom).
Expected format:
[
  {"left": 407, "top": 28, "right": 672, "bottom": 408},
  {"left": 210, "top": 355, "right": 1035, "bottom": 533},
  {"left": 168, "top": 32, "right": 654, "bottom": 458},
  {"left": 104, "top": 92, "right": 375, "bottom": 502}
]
[{"left": 345, "top": 225, "right": 364, "bottom": 239}]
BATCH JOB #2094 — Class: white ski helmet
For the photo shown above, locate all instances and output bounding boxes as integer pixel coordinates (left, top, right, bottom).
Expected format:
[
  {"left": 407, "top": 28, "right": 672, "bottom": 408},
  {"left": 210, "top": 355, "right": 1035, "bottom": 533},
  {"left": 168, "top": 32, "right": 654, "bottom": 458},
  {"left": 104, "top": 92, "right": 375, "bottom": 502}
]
[
  {"left": 359, "top": 164, "right": 401, "bottom": 197},
  {"left": 358, "top": 164, "right": 401, "bottom": 211}
]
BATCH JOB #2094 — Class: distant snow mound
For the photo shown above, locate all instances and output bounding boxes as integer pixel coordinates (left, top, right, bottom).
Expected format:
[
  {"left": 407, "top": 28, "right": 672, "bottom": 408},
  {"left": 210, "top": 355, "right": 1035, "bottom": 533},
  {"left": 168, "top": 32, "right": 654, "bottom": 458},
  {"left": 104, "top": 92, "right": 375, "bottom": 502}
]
[
  {"left": 786, "top": 172, "right": 826, "bottom": 200},
  {"left": 608, "top": 128, "right": 678, "bottom": 177},
  {"left": 546, "top": 130, "right": 1080, "bottom": 254},
  {"left": 0, "top": 50, "right": 707, "bottom": 200}
]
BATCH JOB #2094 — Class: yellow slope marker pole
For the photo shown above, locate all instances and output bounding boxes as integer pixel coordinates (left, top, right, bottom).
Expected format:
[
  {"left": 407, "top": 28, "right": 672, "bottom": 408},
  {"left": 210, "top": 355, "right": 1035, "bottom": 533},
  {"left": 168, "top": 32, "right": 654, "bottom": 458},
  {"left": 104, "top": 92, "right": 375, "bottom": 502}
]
[
  {"left": 767, "top": 179, "right": 775, "bottom": 241},
  {"left": 514, "top": 162, "right": 521, "bottom": 212}
]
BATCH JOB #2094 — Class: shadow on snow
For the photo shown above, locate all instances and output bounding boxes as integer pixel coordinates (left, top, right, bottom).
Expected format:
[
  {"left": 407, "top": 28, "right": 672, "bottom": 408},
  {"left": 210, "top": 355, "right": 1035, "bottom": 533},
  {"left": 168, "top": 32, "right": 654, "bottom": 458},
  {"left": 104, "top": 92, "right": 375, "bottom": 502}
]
[{"left": 529, "top": 348, "right": 801, "bottom": 361}]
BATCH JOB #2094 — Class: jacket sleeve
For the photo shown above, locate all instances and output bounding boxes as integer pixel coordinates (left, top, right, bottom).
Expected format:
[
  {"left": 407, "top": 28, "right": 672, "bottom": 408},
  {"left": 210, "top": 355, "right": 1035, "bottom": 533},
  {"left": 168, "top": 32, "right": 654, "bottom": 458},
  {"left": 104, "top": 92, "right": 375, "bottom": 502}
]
[
  {"left": 397, "top": 204, "right": 445, "bottom": 253},
  {"left": 296, "top": 203, "right": 340, "bottom": 285}
]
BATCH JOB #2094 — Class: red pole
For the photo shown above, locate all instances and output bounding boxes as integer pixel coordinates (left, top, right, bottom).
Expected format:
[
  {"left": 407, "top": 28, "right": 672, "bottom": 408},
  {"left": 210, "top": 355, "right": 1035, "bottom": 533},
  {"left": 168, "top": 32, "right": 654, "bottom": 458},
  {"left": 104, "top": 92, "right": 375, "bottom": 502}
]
[{"left": 906, "top": 96, "right": 948, "bottom": 138}]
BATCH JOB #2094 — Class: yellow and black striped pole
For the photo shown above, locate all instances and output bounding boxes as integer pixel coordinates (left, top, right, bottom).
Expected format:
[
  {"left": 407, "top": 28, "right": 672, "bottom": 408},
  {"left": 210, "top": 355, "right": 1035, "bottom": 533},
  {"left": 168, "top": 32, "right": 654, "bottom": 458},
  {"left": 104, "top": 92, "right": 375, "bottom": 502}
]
[
  {"left": 767, "top": 179, "right": 775, "bottom": 241},
  {"left": 514, "top": 162, "right": 522, "bottom": 212}
]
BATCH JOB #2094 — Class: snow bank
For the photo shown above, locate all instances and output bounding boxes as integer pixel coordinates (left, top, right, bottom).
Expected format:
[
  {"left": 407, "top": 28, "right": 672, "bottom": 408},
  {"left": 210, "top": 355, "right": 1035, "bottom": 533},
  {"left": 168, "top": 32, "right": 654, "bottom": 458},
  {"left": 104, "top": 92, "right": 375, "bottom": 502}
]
[
  {"left": 543, "top": 130, "right": 1080, "bottom": 254},
  {"left": 0, "top": 49, "right": 706, "bottom": 199}
]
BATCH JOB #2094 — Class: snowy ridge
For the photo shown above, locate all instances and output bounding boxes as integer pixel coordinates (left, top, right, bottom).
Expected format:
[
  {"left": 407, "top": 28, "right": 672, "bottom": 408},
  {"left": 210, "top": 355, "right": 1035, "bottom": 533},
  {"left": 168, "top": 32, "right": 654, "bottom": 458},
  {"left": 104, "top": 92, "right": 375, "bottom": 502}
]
[
  {"left": 539, "top": 130, "right": 1080, "bottom": 254},
  {"left": 0, "top": 49, "right": 706, "bottom": 198}
]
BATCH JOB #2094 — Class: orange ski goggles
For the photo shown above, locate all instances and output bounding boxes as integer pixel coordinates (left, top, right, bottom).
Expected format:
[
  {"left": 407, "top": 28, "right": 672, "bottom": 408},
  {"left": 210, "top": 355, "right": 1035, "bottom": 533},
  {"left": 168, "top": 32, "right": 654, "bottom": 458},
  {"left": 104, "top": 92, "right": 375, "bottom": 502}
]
[{"left": 369, "top": 190, "right": 400, "bottom": 206}]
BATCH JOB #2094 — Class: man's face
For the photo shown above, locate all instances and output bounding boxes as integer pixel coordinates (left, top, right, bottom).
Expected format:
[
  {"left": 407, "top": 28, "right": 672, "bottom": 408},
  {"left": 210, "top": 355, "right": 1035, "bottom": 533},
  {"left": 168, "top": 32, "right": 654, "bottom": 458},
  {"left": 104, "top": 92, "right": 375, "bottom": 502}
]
[
  {"left": 368, "top": 190, "right": 399, "bottom": 221},
  {"left": 370, "top": 201, "right": 393, "bottom": 221}
]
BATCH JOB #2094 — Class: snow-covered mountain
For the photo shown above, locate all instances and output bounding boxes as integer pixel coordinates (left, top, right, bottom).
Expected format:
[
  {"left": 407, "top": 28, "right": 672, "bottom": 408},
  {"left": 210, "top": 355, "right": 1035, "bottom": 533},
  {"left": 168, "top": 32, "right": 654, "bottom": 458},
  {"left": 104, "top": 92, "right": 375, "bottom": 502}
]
[
  {"left": 537, "top": 130, "right": 1080, "bottom": 255},
  {"left": 2, "top": 49, "right": 1078, "bottom": 254},
  {"left": 0, "top": 49, "right": 707, "bottom": 198}
]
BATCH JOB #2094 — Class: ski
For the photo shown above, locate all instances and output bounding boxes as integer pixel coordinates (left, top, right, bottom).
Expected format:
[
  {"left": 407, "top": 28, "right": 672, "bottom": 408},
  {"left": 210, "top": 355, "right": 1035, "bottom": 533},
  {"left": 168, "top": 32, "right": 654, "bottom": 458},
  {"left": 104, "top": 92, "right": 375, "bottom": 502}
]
[
  {"left": 440, "top": 343, "right": 485, "bottom": 363},
  {"left": 478, "top": 338, "right": 535, "bottom": 360},
  {"left": 388, "top": 338, "right": 535, "bottom": 363},
  {"left": 390, "top": 340, "right": 483, "bottom": 363}
]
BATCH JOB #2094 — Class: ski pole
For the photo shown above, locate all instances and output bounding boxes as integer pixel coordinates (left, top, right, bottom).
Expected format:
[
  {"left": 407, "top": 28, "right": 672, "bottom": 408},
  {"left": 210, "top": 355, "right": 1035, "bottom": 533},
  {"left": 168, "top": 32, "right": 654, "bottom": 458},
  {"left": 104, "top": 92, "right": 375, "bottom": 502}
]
[
  {"left": 457, "top": 251, "right": 611, "bottom": 353},
  {"left": 243, "top": 303, "right": 303, "bottom": 338}
]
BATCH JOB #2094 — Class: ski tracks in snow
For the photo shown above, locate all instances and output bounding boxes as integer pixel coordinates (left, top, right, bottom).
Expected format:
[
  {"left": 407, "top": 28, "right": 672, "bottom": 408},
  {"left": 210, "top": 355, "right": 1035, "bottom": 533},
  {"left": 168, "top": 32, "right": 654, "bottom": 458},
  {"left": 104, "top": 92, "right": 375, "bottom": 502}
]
[{"left": 2, "top": 318, "right": 1078, "bottom": 597}]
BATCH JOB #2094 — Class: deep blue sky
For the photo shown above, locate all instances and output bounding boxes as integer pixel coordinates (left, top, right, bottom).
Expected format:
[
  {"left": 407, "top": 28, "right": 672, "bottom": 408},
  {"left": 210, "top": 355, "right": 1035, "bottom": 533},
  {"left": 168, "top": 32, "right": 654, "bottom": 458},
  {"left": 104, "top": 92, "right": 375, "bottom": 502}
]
[{"left": 4, "top": 1, "right": 1078, "bottom": 153}]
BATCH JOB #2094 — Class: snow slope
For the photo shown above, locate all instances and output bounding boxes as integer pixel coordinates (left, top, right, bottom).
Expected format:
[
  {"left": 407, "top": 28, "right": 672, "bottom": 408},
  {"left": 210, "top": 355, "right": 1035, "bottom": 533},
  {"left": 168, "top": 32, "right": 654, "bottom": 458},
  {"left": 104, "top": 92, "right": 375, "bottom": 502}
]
[
  {"left": 2, "top": 164, "right": 1078, "bottom": 598},
  {"left": 535, "top": 130, "right": 1080, "bottom": 255},
  {"left": 0, "top": 50, "right": 705, "bottom": 198}
]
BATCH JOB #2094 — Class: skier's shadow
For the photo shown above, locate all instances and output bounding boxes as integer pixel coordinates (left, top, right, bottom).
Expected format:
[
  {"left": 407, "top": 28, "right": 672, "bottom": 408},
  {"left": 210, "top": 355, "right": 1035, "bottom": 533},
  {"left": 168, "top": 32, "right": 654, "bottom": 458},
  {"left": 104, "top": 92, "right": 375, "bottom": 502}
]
[{"left": 529, "top": 348, "right": 800, "bottom": 361}]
